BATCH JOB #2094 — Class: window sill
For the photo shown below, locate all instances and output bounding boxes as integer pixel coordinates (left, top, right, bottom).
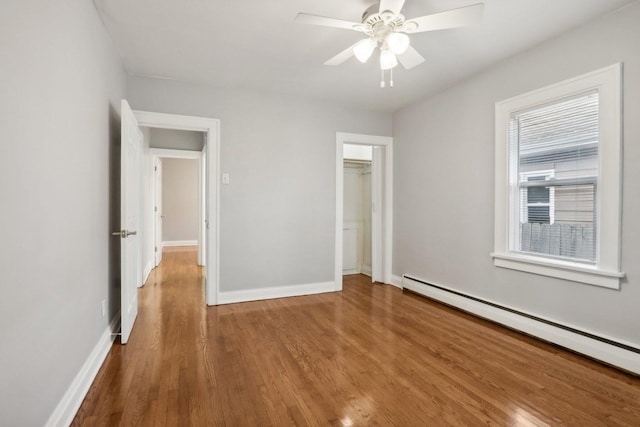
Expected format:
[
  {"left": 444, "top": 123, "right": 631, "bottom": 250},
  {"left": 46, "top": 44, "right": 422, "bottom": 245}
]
[{"left": 490, "top": 252, "right": 624, "bottom": 289}]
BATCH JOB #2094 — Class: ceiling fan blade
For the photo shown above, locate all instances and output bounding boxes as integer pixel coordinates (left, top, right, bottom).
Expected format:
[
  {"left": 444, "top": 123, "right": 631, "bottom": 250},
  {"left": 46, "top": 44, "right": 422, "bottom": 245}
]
[
  {"left": 324, "top": 42, "right": 360, "bottom": 66},
  {"left": 295, "top": 13, "right": 363, "bottom": 31},
  {"left": 379, "top": 0, "right": 406, "bottom": 17},
  {"left": 398, "top": 46, "right": 425, "bottom": 70},
  {"left": 405, "top": 3, "right": 485, "bottom": 33}
]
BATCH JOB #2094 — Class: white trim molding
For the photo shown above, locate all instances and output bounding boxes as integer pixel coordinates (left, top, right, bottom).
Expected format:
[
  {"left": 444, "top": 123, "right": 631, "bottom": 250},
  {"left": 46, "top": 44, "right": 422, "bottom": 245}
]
[
  {"left": 162, "top": 240, "right": 198, "bottom": 247},
  {"left": 491, "top": 252, "right": 624, "bottom": 289},
  {"left": 45, "top": 313, "right": 120, "bottom": 427},
  {"left": 149, "top": 148, "right": 202, "bottom": 159},
  {"left": 142, "top": 261, "right": 153, "bottom": 286},
  {"left": 361, "top": 265, "right": 372, "bottom": 278},
  {"left": 390, "top": 274, "right": 404, "bottom": 289},
  {"left": 402, "top": 275, "right": 640, "bottom": 375},
  {"left": 493, "top": 63, "right": 624, "bottom": 289},
  {"left": 217, "top": 281, "right": 336, "bottom": 305}
]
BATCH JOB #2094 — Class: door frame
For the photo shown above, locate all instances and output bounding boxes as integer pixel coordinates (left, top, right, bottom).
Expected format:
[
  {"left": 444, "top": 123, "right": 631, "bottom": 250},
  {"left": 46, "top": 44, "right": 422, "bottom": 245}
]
[
  {"left": 135, "top": 110, "right": 220, "bottom": 306},
  {"left": 150, "top": 148, "right": 204, "bottom": 266},
  {"left": 335, "top": 132, "right": 393, "bottom": 290},
  {"left": 371, "top": 146, "right": 384, "bottom": 283},
  {"left": 152, "top": 156, "right": 163, "bottom": 269}
]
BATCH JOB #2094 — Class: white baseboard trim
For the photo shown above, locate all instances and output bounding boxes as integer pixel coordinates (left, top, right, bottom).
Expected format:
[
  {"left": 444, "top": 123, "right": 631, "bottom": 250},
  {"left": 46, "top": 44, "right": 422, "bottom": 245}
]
[
  {"left": 142, "top": 262, "right": 153, "bottom": 286},
  {"left": 45, "top": 312, "right": 120, "bottom": 427},
  {"left": 361, "top": 265, "right": 372, "bottom": 277},
  {"left": 402, "top": 275, "right": 640, "bottom": 375},
  {"left": 218, "top": 281, "right": 336, "bottom": 305},
  {"left": 343, "top": 268, "right": 360, "bottom": 275},
  {"left": 389, "top": 274, "right": 404, "bottom": 289},
  {"left": 162, "top": 240, "right": 198, "bottom": 247}
]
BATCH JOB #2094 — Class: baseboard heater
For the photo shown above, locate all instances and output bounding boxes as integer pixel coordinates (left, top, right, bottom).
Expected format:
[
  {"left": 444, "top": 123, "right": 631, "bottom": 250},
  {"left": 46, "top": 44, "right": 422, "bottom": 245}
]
[{"left": 402, "top": 275, "right": 640, "bottom": 369}]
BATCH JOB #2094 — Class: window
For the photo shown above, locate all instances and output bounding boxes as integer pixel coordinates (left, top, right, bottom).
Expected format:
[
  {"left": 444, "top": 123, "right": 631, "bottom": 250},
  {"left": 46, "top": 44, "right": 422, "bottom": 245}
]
[
  {"left": 512, "top": 93, "right": 598, "bottom": 262},
  {"left": 492, "top": 64, "right": 624, "bottom": 289}
]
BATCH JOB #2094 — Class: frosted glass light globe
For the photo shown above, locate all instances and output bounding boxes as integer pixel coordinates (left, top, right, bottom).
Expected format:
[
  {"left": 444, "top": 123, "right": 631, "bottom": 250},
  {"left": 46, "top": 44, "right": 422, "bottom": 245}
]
[
  {"left": 380, "top": 49, "right": 398, "bottom": 70},
  {"left": 386, "top": 32, "right": 410, "bottom": 55}
]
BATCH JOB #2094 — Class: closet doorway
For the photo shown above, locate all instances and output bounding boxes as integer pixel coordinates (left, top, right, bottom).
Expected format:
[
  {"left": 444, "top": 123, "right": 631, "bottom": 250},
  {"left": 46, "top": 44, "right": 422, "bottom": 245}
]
[
  {"left": 343, "top": 147, "right": 373, "bottom": 278},
  {"left": 335, "top": 133, "right": 393, "bottom": 291}
]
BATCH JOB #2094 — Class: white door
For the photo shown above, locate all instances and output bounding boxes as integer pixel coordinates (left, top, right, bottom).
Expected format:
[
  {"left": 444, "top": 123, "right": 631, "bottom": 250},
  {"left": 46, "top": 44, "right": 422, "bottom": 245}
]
[
  {"left": 371, "top": 147, "right": 384, "bottom": 283},
  {"left": 154, "top": 158, "right": 163, "bottom": 266},
  {"left": 118, "top": 99, "right": 141, "bottom": 344}
]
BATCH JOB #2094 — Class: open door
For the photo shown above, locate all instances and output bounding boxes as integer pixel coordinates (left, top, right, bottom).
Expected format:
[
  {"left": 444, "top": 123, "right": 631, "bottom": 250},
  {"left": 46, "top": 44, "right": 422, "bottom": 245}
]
[
  {"left": 154, "top": 157, "right": 163, "bottom": 266},
  {"left": 116, "top": 99, "right": 141, "bottom": 344}
]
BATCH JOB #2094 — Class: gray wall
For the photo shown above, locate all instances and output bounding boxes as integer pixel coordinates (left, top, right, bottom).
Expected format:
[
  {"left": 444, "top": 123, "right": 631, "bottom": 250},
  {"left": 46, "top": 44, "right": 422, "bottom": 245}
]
[
  {"left": 162, "top": 158, "right": 199, "bottom": 242},
  {"left": 0, "top": 1, "right": 126, "bottom": 425},
  {"left": 127, "top": 77, "right": 392, "bottom": 291},
  {"left": 149, "top": 127, "right": 204, "bottom": 151},
  {"left": 393, "top": 3, "right": 640, "bottom": 346}
]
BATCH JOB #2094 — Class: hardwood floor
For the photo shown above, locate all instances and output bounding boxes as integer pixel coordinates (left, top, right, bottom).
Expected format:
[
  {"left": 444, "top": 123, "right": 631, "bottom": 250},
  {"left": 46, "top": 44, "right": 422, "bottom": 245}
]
[{"left": 73, "top": 247, "right": 640, "bottom": 426}]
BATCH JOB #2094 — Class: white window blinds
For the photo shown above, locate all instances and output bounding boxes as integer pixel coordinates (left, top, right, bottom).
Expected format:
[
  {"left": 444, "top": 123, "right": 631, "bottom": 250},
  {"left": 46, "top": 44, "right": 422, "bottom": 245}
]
[{"left": 509, "top": 91, "right": 599, "bottom": 262}]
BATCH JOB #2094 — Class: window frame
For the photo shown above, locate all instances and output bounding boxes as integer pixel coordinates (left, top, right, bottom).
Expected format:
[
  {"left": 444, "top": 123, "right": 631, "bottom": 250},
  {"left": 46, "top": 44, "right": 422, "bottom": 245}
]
[{"left": 492, "top": 63, "right": 624, "bottom": 289}]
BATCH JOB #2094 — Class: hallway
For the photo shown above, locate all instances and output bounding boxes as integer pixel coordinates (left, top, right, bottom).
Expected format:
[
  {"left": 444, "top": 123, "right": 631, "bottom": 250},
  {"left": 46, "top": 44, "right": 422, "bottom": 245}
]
[{"left": 72, "top": 248, "right": 640, "bottom": 426}]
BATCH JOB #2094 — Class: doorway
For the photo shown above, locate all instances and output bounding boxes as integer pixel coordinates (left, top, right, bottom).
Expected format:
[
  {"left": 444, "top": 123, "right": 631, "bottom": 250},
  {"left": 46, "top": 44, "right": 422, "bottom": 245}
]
[
  {"left": 335, "top": 132, "right": 393, "bottom": 291},
  {"left": 342, "top": 147, "right": 373, "bottom": 278},
  {"left": 149, "top": 148, "right": 204, "bottom": 271},
  {"left": 133, "top": 110, "right": 220, "bottom": 306}
]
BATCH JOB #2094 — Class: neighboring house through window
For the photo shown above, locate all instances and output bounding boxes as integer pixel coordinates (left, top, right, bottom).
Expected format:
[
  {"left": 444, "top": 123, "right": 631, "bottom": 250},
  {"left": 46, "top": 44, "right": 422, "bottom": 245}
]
[{"left": 520, "top": 171, "right": 555, "bottom": 225}]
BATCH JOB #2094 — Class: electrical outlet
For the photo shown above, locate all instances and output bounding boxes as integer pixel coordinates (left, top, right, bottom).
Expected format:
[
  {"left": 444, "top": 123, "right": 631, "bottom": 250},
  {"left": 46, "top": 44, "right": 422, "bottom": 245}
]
[{"left": 101, "top": 300, "right": 106, "bottom": 317}]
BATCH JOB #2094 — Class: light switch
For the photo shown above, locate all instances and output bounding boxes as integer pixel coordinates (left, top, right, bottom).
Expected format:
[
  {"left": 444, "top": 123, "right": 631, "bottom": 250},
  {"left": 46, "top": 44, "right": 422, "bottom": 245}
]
[{"left": 222, "top": 173, "right": 230, "bottom": 184}]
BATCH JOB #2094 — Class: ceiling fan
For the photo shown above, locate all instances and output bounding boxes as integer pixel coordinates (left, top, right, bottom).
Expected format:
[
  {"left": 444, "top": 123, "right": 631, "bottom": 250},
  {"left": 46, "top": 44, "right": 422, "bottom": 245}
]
[{"left": 296, "top": 0, "right": 484, "bottom": 87}]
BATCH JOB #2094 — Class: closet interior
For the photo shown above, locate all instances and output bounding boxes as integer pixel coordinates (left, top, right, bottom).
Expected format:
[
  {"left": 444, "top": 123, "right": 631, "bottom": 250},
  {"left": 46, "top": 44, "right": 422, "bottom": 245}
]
[{"left": 343, "top": 144, "right": 373, "bottom": 277}]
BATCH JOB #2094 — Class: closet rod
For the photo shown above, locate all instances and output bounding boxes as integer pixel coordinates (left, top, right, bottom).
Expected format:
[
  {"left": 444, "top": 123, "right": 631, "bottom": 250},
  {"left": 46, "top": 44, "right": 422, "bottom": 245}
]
[{"left": 343, "top": 159, "right": 371, "bottom": 165}]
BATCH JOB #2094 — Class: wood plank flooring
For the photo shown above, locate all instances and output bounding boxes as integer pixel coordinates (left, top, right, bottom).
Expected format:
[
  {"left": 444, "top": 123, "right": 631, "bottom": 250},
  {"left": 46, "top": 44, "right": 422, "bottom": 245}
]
[{"left": 73, "top": 247, "right": 640, "bottom": 426}]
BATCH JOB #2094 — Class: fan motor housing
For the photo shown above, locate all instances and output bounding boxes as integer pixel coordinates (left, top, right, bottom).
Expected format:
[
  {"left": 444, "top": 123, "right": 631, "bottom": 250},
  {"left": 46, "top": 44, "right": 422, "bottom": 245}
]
[{"left": 359, "top": 4, "right": 409, "bottom": 36}]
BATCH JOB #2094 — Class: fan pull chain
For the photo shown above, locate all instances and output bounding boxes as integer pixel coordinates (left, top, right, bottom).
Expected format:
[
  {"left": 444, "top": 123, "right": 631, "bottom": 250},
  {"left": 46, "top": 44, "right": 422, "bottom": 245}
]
[{"left": 380, "top": 69, "right": 395, "bottom": 89}]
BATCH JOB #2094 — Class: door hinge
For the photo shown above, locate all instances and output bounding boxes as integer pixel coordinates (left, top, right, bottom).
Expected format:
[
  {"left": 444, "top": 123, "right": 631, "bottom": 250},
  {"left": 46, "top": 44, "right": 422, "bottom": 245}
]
[
  {"left": 155, "top": 165, "right": 157, "bottom": 171},
  {"left": 154, "top": 246, "right": 157, "bottom": 252},
  {"left": 154, "top": 206, "right": 157, "bottom": 212}
]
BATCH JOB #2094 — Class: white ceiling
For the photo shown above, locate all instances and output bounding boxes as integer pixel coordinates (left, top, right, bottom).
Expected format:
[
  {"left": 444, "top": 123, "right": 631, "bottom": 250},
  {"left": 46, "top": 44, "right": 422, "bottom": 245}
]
[{"left": 93, "top": 0, "right": 635, "bottom": 112}]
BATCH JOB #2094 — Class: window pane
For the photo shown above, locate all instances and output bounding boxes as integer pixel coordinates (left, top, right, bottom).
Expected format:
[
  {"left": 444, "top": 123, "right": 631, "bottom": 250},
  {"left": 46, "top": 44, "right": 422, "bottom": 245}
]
[{"left": 510, "top": 91, "right": 599, "bottom": 262}]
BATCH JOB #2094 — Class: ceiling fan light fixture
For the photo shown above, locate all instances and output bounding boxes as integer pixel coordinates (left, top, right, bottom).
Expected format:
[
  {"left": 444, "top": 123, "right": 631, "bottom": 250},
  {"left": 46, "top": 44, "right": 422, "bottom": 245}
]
[
  {"left": 386, "top": 32, "right": 410, "bottom": 55},
  {"left": 296, "top": 2, "right": 485, "bottom": 85},
  {"left": 353, "top": 38, "right": 377, "bottom": 63},
  {"left": 380, "top": 49, "right": 398, "bottom": 70}
]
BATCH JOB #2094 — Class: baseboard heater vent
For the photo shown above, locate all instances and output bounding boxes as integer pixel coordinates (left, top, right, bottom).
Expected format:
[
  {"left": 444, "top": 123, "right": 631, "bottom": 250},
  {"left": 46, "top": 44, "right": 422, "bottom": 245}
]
[{"left": 402, "top": 274, "right": 640, "bottom": 355}]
